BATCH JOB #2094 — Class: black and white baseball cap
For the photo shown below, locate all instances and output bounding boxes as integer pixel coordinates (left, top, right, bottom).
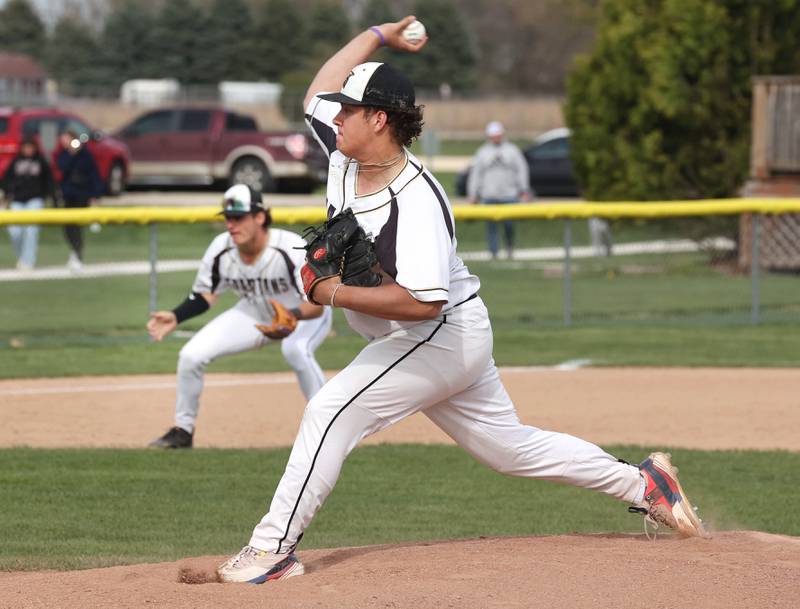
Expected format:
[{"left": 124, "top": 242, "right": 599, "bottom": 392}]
[
  {"left": 319, "top": 62, "right": 416, "bottom": 111},
  {"left": 219, "top": 184, "right": 266, "bottom": 217}
]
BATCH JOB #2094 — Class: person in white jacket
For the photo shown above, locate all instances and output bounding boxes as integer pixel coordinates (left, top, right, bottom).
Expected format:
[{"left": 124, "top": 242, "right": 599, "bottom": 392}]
[{"left": 467, "top": 121, "right": 530, "bottom": 259}]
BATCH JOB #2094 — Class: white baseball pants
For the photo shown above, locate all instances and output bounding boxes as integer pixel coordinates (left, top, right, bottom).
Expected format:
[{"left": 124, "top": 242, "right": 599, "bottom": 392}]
[
  {"left": 248, "top": 297, "right": 643, "bottom": 553},
  {"left": 174, "top": 300, "right": 332, "bottom": 434}
]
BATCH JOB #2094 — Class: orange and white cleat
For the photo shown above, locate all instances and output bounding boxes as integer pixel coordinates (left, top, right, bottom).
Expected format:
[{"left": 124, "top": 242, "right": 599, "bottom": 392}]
[
  {"left": 630, "top": 452, "right": 711, "bottom": 539},
  {"left": 217, "top": 545, "right": 305, "bottom": 584}
]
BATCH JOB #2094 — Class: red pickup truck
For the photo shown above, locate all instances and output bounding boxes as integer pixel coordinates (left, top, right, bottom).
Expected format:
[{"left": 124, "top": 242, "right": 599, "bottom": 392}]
[{"left": 114, "top": 107, "right": 327, "bottom": 193}]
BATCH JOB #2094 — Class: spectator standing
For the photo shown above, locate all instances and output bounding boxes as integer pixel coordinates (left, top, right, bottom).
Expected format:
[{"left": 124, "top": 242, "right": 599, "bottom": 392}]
[
  {"left": 467, "top": 121, "right": 530, "bottom": 259},
  {"left": 55, "top": 130, "right": 104, "bottom": 271},
  {"left": 589, "top": 217, "right": 613, "bottom": 257},
  {"left": 1, "top": 137, "right": 55, "bottom": 270}
]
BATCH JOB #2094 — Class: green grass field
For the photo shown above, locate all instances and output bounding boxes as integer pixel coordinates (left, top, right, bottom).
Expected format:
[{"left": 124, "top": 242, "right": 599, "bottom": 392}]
[
  {"left": 1, "top": 199, "right": 797, "bottom": 573},
  {"left": 1, "top": 219, "right": 797, "bottom": 377},
  {"left": 1, "top": 445, "right": 796, "bottom": 571}
]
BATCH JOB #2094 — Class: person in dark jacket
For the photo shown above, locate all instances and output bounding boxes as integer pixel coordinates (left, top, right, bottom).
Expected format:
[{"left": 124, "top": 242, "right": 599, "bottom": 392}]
[
  {"left": 1, "top": 136, "right": 55, "bottom": 270},
  {"left": 56, "top": 130, "right": 104, "bottom": 271}
]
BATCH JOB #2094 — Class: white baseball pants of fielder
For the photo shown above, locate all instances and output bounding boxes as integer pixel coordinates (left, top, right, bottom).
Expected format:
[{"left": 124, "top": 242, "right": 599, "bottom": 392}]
[
  {"left": 174, "top": 300, "right": 332, "bottom": 434},
  {"left": 248, "top": 297, "right": 643, "bottom": 553}
]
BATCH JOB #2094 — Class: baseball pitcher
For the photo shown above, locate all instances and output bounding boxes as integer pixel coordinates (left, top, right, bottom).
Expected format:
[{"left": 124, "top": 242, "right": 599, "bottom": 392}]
[{"left": 216, "top": 17, "right": 709, "bottom": 584}]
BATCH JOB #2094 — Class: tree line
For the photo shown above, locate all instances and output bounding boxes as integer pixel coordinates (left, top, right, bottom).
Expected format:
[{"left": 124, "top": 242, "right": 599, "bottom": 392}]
[
  {"left": 0, "top": 0, "right": 482, "bottom": 96},
  {"left": 6, "top": 0, "right": 795, "bottom": 203},
  {"left": 0, "top": 0, "right": 599, "bottom": 97}
]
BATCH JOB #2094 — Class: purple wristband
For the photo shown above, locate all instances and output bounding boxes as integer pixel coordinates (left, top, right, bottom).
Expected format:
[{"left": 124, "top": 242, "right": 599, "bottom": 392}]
[{"left": 369, "top": 26, "right": 386, "bottom": 46}]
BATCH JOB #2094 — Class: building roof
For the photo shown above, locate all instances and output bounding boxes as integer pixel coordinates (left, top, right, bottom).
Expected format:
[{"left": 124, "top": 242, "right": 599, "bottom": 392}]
[{"left": 0, "top": 53, "right": 46, "bottom": 78}]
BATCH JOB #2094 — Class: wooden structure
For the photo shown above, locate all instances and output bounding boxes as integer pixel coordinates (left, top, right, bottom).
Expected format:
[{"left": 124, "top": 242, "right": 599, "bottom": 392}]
[{"left": 741, "top": 76, "right": 800, "bottom": 271}]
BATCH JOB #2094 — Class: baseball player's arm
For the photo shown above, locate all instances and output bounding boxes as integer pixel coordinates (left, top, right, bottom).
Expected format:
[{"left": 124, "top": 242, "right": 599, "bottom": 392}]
[
  {"left": 147, "top": 292, "right": 217, "bottom": 342},
  {"left": 294, "top": 302, "right": 324, "bottom": 320},
  {"left": 303, "top": 15, "right": 427, "bottom": 109},
  {"left": 312, "top": 278, "right": 443, "bottom": 321}
]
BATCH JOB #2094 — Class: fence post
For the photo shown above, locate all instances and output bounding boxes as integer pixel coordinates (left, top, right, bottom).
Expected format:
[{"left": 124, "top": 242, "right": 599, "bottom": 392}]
[
  {"left": 149, "top": 223, "right": 158, "bottom": 316},
  {"left": 563, "top": 219, "right": 572, "bottom": 327},
  {"left": 750, "top": 214, "right": 761, "bottom": 325}
]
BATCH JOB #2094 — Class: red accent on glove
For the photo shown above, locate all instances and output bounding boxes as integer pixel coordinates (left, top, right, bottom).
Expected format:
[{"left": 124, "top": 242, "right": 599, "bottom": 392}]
[{"left": 301, "top": 264, "right": 317, "bottom": 295}]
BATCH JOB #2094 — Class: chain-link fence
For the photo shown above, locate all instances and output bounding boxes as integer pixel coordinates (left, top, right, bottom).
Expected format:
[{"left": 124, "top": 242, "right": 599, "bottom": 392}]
[{"left": 0, "top": 203, "right": 797, "bottom": 329}]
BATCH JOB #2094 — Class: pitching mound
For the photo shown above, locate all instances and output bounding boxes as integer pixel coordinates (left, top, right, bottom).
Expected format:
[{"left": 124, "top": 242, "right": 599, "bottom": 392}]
[{"left": 1, "top": 532, "right": 798, "bottom": 609}]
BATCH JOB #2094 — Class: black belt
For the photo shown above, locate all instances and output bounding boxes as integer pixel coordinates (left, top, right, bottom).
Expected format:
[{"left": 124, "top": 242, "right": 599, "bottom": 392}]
[
  {"left": 453, "top": 292, "right": 478, "bottom": 308},
  {"left": 442, "top": 292, "right": 478, "bottom": 320}
]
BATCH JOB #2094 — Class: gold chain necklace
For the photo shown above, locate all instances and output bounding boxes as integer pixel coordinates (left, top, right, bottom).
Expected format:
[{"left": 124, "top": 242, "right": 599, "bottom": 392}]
[{"left": 357, "top": 150, "right": 405, "bottom": 173}]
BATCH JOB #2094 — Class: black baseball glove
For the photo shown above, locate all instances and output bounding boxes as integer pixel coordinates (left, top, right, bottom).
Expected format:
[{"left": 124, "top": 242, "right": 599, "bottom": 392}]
[{"left": 300, "top": 208, "right": 382, "bottom": 305}]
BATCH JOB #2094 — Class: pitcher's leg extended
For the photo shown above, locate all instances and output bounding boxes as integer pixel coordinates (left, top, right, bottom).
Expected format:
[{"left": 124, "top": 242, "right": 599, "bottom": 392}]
[
  {"left": 424, "top": 362, "right": 644, "bottom": 503},
  {"left": 425, "top": 362, "right": 709, "bottom": 536}
]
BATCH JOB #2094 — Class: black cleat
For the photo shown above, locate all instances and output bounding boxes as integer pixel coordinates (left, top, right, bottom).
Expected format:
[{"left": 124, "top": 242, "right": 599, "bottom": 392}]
[{"left": 149, "top": 426, "right": 193, "bottom": 449}]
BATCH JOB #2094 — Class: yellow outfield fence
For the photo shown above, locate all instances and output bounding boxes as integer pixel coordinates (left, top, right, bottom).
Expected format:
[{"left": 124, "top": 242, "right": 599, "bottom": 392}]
[
  {"left": 1, "top": 197, "right": 797, "bottom": 327},
  {"left": 1, "top": 198, "right": 800, "bottom": 226}
]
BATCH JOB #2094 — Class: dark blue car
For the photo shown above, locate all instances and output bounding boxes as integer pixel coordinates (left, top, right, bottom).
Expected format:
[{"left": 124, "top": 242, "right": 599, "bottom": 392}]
[{"left": 456, "top": 128, "right": 579, "bottom": 197}]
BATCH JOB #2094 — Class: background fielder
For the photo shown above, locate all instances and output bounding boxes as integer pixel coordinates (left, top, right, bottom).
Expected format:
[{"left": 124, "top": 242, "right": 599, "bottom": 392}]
[{"left": 147, "top": 184, "right": 332, "bottom": 449}]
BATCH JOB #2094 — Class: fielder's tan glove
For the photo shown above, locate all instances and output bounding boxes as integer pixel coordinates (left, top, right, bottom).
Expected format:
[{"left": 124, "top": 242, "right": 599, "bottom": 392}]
[{"left": 255, "top": 300, "right": 298, "bottom": 340}]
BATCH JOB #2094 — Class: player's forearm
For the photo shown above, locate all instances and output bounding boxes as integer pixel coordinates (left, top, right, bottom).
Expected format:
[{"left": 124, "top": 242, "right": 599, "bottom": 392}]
[
  {"left": 327, "top": 282, "right": 443, "bottom": 321},
  {"left": 295, "top": 302, "right": 324, "bottom": 320},
  {"left": 171, "top": 292, "right": 215, "bottom": 324},
  {"left": 304, "top": 29, "right": 382, "bottom": 108}
]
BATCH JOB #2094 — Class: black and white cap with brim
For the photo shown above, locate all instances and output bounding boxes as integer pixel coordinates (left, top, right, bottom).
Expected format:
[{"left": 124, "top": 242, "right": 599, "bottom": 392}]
[
  {"left": 318, "top": 62, "right": 416, "bottom": 111},
  {"left": 219, "top": 184, "right": 265, "bottom": 216}
]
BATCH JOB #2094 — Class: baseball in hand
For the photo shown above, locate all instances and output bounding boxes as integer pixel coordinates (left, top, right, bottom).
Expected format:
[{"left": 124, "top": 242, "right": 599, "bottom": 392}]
[{"left": 402, "top": 20, "right": 426, "bottom": 44}]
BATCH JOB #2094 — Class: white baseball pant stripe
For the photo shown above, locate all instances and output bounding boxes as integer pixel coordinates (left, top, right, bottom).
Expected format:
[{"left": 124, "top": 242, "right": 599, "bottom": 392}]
[
  {"left": 248, "top": 298, "right": 642, "bottom": 553},
  {"left": 174, "top": 301, "right": 332, "bottom": 433}
]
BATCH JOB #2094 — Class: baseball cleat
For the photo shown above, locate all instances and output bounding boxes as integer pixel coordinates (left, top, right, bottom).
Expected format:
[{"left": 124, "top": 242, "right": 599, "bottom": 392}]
[
  {"left": 631, "top": 452, "right": 710, "bottom": 539},
  {"left": 148, "top": 426, "right": 193, "bottom": 449},
  {"left": 217, "top": 545, "right": 305, "bottom": 583}
]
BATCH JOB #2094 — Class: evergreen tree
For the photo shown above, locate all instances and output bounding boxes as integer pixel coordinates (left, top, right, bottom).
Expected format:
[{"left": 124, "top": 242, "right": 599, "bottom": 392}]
[
  {"left": 309, "top": 1, "right": 351, "bottom": 57},
  {"left": 45, "top": 15, "right": 103, "bottom": 94},
  {"left": 357, "top": 0, "right": 398, "bottom": 63},
  {"left": 358, "top": 0, "right": 398, "bottom": 30},
  {"left": 391, "top": 0, "right": 478, "bottom": 93},
  {"left": 0, "top": 0, "right": 47, "bottom": 60},
  {"left": 199, "top": 0, "right": 258, "bottom": 82},
  {"left": 565, "top": 0, "right": 800, "bottom": 202},
  {"left": 99, "top": 1, "right": 158, "bottom": 88},
  {"left": 151, "top": 0, "right": 210, "bottom": 83},
  {"left": 255, "top": 0, "right": 309, "bottom": 81}
]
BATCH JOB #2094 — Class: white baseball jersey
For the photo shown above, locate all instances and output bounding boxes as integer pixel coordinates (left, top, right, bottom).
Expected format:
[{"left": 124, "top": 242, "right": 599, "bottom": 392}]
[
  {"left": 305, "top": 95, "right": 480, "bottom": 340},
  {"left": 172, "top": 227, "right": 332, "bottom": 436},
  {"left": 244, "top": 94, "right": 644, "bottom": 555},
  {"left": 192, "top": 228, "right": 308, "bottom": 322}
]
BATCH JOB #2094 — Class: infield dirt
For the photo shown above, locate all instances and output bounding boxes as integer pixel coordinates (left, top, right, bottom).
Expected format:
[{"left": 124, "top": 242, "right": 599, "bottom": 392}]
[{"left": 1, "top": 367, "right": 798, "bottom": 608}]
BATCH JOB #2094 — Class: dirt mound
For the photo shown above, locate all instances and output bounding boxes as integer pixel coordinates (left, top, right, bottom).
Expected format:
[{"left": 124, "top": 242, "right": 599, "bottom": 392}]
[{"left": 1, "top": 532, "right": 798, "bottom": 609}]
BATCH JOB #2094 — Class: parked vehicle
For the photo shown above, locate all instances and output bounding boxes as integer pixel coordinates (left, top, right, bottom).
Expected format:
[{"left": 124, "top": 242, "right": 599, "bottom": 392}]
[
  {"left": 0, "top": 107, "right": 130, "bottom": 196},
  {"left": 113, "top": 107, "right": 327, "bottom": 193},
  {"left": 455, "top": 127, "right": 580, "bottom": 198}
]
